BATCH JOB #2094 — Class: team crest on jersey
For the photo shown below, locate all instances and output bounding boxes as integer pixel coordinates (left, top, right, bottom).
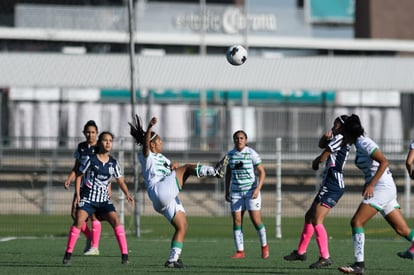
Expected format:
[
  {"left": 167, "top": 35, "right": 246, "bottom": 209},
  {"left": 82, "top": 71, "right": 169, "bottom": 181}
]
[
  {"left": 109, "top": 166, "right": 114, "bottom": 175},
  {"left": 235, "top": 161, "right": 243, "bottom": 169}
]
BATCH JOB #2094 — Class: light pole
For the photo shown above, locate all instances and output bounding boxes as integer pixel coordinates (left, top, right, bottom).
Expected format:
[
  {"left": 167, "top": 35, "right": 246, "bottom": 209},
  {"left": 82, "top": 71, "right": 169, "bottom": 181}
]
[{"left": 127, "top": 0, "right": 140, "bottom": 237}]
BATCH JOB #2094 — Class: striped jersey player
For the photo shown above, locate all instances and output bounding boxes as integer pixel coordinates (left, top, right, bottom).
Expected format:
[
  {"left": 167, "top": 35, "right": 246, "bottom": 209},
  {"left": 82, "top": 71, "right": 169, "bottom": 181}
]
[
  {"left": 225, "top": 130, "right": 268, "bottom": 259},
  {"left": 63, "top": 131, "right": 134, "bottom": 266}
]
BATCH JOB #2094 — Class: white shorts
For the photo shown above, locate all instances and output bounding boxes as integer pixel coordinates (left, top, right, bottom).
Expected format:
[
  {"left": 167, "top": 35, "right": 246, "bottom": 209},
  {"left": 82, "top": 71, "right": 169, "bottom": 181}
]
[
  {"left": 147, "top": 171, "right": 186, "bottom": 222},
  {"left": 362, "top": 174, "right": 400, "bottom": 216},
  {"left": 230, "top": 189, "right": 262, "bottom": 212},
  {"left": 156, "top": 196, "right": 186, "bottom": 222}
]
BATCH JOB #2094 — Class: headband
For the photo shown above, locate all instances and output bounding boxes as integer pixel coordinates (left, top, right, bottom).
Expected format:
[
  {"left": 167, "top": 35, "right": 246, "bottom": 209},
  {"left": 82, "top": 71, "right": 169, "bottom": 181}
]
[{"left": 150, "top": 133, "right": 158, "bottom": 141}]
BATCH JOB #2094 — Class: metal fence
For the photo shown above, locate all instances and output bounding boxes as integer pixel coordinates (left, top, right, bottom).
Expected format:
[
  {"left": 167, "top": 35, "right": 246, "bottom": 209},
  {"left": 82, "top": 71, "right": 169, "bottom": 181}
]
[{"left": 0, "top": 136, "right": 412, "bottom": 219}]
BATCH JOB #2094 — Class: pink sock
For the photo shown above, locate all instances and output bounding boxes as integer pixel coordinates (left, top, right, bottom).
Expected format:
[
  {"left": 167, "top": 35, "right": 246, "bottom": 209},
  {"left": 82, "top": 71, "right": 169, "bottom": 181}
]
[
  {"left": 81, "top": 222, "right": 91, "bottom": 239},
  {"left": 114, "top": 225, "right": 128, "bottom": 254},
  {"left": 409, "top": 243, "right": 414, "bottom": 253},
  {"left": 314, "top": 224, "right": 330, "bottom": 258},
  {"left": 66, "top": 225, "right": 81, "bottom": 253},
  {"left": 91, "top": 220, "right": 102, "bottom": 248},
  {"left": 297, "top": 223, "right": 314, "bottom": 254}
]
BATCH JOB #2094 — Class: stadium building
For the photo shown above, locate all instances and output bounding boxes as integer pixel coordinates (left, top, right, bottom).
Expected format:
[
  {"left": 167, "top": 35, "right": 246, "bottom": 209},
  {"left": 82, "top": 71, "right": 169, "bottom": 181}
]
[{"left": 0, "top": 0, "right": 413, "bottom": 152}]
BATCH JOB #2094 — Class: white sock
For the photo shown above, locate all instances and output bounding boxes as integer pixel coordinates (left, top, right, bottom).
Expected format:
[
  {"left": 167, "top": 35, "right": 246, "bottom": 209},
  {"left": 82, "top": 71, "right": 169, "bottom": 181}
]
[
  {"left": 353, "top": 232, "right": 365, "bottom": 262},
  {"left": 233, "top": 228, "right": 244, "bottom": 251},
  {"left": 168, "top": 247, "right": 181, "bottom": 262},
  {"left": 257, "top": 225, "right": 267, "bottom": 247}
]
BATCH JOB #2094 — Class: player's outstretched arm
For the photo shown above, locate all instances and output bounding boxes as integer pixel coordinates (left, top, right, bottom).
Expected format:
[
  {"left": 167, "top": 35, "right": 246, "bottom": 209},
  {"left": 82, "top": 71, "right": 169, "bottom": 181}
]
[{"left": 143, "top": 117, "right": 157, "bottom": 157}]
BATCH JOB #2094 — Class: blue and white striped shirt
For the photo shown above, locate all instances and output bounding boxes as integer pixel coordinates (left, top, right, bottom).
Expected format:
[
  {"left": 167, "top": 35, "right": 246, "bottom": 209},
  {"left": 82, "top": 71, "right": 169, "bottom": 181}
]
[
  {"left": 74, "top": 141, "right": 96, "bottom": 189},
  {"left": 324, "top": 134, "right": 350, "bottom": 173},
  {"left": 79, "top": 154, "right": 122, "bottom": 202},
  {"left": 74, "top": 141, "right": 96, "bottom": 161}
]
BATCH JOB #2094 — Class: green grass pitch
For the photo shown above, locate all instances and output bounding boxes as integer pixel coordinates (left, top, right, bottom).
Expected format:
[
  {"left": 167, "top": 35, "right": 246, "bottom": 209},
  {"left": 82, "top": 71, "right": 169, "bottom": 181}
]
[{"left": 0, "top": 215, "right": 413, "bottom": 274}]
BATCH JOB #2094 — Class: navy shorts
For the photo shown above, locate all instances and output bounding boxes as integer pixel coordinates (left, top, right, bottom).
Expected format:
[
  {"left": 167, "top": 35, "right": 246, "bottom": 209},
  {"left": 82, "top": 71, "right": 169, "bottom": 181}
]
[
  {"left": 77, "top": 199, "right": 116, "bottom": 217},
  {"left": 315, "top": 169, "right": 345, "bottom": 208}
]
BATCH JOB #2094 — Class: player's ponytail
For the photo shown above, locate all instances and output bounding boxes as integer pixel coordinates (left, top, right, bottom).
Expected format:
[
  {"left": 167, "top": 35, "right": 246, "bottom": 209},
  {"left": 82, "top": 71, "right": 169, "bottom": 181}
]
[{"left": 129, "top": 114, "right": 146, "bottom": 146}]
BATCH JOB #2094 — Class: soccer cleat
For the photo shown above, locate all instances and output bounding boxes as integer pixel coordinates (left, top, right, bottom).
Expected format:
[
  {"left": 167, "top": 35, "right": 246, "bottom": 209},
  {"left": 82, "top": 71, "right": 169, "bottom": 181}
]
[
  {"left": 309, "top": 257, "right": 332, "bottom": 269},
  {"left": 83, "top": 238, "right": 92, "bottom": 253},
  {"left": 62, "top": 252, "right": 72, "bottom": 265},
  {"left": 397, "top": 250, "right": 414, "bottom": 260},
  {"left": 338, "top": 263, "right": 365, "bottom": 274},
  {"left": 231, "top": 251, "right": 245, "bottom": 259},
  {"left": 283, "top": 250, "right": 307, "bottom": 261},
  {"left": 164, "top": 258, "right": 185, "bottom": 268},
  {"left": 121, "top": 254, "right": 129, "bottom": 265},
  {"left": 84, "top": 247, "right": 100, "bottom": 256},
  {"left": 214, "top": 155, "right": 229, "bottom": 178},
  {"left": 261, "top": 245, "right": 269, "bottom": 259}
]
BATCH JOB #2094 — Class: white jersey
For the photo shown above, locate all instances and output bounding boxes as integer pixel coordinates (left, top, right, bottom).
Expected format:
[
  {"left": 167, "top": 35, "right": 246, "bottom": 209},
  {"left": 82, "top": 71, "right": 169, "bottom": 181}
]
[
  {"left": 138, "top": 151, "right": 172, "bottom": 191},
  {"left": 356, "top": 136, "right": 399, "bottom": 215},
  {"left": 355, "top": 136, "right": 393, "bottom": 185},
  {"left": 227, "top": 146, "right": 262, "bottom": 193},
  {"left": 138, "top": 151, "right": 183, "bottom": 221}
]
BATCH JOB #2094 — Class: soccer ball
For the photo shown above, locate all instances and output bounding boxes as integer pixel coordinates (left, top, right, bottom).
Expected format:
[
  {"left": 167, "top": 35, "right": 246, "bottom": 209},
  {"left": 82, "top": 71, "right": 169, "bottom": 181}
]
[{"left": 226, "top": 45, "right": 247, "bottom": 66}]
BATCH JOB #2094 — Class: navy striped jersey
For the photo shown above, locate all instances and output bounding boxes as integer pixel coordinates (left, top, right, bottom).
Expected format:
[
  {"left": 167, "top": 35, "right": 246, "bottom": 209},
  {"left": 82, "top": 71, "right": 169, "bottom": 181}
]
[
  {"left": 74, "top": 141, "right": 96, "bottom": 189},
  {"left": 79, "top": 154, "right": 122, "bottom": 202},
  {"left": 324, "top": 133, "right": 350, "bottom": 173},
  {"left": 74, "top": 141, "right": 96, "bottom": 161}
]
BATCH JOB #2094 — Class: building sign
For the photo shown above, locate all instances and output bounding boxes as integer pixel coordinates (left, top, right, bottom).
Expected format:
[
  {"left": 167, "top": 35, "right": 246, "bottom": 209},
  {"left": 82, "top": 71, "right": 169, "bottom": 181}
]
[
  {"left": 16, "top": 2, "right": 311, "bottom": 37},
  {"left": 174, "top": 7, "right": 277, "bottom": 34}
]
